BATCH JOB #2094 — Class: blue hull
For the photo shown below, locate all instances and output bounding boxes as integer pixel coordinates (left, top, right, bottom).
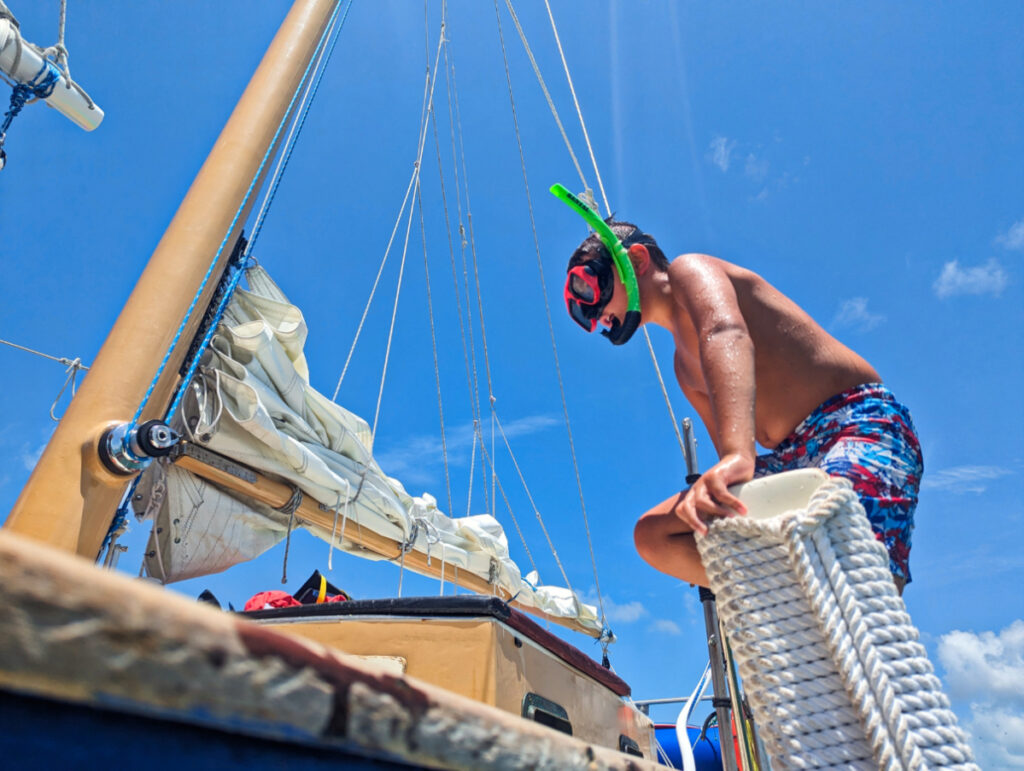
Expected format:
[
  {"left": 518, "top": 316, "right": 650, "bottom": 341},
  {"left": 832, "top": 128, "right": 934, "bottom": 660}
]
[{"left": 0, "top": 688, "right": 415, "bottom": 770}]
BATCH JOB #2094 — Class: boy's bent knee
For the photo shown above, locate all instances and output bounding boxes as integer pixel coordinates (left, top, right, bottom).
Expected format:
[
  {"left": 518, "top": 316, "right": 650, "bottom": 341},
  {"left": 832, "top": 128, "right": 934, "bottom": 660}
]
[
  {"left": 633, "top": 516, "right": 659, "bottom": 563},
  {"left": 633, "top": 511, "right": 707, "bottom": 585},
  {"left": 633, "top": 510, "right": 678, "bottom": 559}
]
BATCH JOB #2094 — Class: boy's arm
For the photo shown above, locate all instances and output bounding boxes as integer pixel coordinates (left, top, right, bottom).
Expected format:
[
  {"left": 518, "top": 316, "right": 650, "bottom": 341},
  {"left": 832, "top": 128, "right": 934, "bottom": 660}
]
[
  {"left": 674, "top": 353, "right": 720, "bottom": 454},
  {"left": 671, "top": 255, "right": 756, "bottom": 533}
]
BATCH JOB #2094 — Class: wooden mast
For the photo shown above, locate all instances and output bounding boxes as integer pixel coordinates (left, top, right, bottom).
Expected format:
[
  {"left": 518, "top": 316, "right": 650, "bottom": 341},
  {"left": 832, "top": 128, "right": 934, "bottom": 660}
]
[{"left": 3, "top": 0, "right": 339, "bottom": 558}]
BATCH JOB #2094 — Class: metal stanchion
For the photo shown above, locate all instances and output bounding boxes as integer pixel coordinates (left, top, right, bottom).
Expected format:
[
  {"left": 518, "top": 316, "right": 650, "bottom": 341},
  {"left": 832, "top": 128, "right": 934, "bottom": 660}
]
[{"left": 682, "top": 418, "right": 740, "bottom": 771}]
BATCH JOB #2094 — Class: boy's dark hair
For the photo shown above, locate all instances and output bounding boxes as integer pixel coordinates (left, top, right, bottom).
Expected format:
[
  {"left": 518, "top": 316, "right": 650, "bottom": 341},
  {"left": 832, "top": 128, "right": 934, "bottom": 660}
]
[{"left": 567, "top": 219, "right": 670, "bottom": 271}]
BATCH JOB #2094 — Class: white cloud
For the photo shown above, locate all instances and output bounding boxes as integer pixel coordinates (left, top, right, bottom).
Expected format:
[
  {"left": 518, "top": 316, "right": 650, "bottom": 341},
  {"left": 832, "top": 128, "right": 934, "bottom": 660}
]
[
  {"left": 939, "top": 620, "right": 1024, "bottom": 702},
  {"left": 996, "top": 218, "right": 1024, "bottom": 251},
  {"left": 707, "top": 136, "right": 736, "bottom": 172},
  {"left": 921, "top": 464, "right": 1014, "bottom": 494},
  {"left": 650, "top": 619, "right": 682, "bottom": 635},
  {"left": 583, "top": 589, "right": 649, "bottom": 625},
  {"left": 960, "top": 704, "right": 1024, "bottom": 769},
  {"left": 707, "top": 136, "right": 801, "bottom": 202},
  {"left": 938, "top": 620, "right": 1024, "bottom": 768},
  {"left": 933, "top": 259, "right": 1008, "bottom": 299},
  {"left": 744, "top": 153, "right": 769, "bottom": 183},
  {"left": 20, "top": 440, "right": 47, "bottom": 472},
  {"left": 831, "top": 297, "right": 885, "bottom": 332},
  {"left": 600, "top": 595, "right": 648, "bottom": 624},
  {"left": 375, "top": 413, "right": 559, "bottom": 487}
]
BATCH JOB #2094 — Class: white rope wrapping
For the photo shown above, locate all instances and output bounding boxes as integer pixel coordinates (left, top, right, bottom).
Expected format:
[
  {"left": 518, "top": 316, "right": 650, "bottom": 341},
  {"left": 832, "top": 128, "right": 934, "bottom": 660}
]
[{"left": 696, "top": 477, "right": 978, "bottom": 770}]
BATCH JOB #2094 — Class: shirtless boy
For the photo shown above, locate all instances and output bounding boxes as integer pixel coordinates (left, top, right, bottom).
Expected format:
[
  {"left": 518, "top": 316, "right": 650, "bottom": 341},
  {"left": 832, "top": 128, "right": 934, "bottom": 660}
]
[{"left": 561, "top": 211, "right": 922, "bottom": 594}]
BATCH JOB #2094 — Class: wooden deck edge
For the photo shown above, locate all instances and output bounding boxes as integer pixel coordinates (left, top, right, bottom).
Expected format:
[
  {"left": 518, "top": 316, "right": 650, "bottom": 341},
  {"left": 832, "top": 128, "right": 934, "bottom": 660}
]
[{"left": 0, "top": 531, "right": 657, "bottom": 770}]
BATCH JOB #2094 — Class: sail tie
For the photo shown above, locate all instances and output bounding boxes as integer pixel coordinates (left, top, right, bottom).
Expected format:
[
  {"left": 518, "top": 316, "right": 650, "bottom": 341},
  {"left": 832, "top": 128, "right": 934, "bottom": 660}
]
[
  {"left": 414, "top": 515, "right": 442, "bottom": 566},
  {"left": 325, "top": 467, "right": 370, "bottom": 571},
  {"left": 326, "top": 492, "right": 346, "bottom": 572},
  {"left": 276, "top": 485, "right": 304, "bottom": 585},
  {"left": 395, "top": 522, "right": 417, "bottom": 598}
]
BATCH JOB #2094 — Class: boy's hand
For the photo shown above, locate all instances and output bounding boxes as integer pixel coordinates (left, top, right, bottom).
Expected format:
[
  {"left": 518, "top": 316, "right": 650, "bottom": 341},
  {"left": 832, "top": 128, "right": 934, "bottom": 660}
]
[{"left": 674, "top": 453, "right": 754, "bottom": 535}]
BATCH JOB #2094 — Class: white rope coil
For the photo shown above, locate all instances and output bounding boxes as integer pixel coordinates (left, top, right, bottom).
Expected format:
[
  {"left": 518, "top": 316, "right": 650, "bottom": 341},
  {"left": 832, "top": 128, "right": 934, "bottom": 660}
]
[{"left": 696, "top": 476, "right": 978, "bottom": 770}]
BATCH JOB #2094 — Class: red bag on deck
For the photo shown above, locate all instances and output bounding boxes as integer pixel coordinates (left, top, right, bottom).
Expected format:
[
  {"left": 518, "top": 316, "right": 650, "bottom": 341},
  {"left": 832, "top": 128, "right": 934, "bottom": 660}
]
[{"left": 243, "top": 590, "right": 302, "bottom": 612}]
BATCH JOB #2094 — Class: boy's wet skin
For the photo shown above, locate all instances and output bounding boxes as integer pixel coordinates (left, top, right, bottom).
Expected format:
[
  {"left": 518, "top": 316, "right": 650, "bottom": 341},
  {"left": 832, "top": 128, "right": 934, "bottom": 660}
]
[{"left": 585, "top": 243, "right": 883, "bottom": 589}]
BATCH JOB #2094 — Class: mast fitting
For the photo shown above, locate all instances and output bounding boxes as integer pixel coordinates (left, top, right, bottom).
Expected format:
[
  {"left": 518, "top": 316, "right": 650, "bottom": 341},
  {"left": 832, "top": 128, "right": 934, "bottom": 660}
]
[{"left": 98, "top": 419, "right": 180, "bottom": 476}]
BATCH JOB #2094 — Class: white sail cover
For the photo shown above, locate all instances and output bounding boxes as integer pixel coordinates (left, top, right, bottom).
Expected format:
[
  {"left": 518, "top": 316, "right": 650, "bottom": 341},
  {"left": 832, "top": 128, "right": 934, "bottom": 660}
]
[{"left": 135, "top": 266, "right": 602, "bottom": 635}]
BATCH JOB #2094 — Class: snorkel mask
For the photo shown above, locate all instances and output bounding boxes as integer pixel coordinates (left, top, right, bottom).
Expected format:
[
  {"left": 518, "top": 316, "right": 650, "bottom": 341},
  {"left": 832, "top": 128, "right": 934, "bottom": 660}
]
[{"left": 551, "top": 183, "right": 642, "bottom": 345}]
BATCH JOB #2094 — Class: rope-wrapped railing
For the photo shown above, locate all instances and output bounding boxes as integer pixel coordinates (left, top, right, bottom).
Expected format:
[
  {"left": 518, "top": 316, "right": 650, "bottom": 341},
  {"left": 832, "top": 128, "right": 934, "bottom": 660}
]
[{"left": 696, "top": 471, "right": 978, "bottom": 770}]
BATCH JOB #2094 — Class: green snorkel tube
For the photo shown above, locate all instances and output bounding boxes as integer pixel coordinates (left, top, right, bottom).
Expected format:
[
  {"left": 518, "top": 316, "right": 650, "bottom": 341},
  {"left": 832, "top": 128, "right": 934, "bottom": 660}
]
[{"left": 550, "top": 183, "right": 642, "bottom": 345}]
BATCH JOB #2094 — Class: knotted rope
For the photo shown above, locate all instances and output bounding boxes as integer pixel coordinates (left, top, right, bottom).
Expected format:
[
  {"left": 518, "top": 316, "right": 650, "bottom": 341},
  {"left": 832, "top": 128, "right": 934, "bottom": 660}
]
[{"left": 696, "top": 476, "right": 977, "bottom": 770}]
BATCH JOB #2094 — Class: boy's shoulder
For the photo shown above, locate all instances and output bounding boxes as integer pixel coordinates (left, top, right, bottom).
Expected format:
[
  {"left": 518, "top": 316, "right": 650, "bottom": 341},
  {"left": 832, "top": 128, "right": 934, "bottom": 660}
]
[
  {"left": 667, "top": 252, "right": 724, "bottom": 267},
  {"left": 664, "top": 252, "right": 729, "bottom": 281}
]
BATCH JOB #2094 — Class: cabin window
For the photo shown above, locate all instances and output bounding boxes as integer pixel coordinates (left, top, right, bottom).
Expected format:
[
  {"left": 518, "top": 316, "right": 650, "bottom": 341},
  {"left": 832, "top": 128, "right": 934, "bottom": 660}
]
[
  {"left": 618, "top": 735, "right": 642, "bottom": 757},
  {"left": 521, "top": 693, "right": 572, "bottom": 736}
]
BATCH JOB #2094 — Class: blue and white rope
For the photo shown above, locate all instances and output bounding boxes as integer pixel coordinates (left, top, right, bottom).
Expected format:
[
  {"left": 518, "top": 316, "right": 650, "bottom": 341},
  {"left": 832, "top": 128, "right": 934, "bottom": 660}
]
[{"left": 126, "top": 0, "right": 350, "bottom": 436}]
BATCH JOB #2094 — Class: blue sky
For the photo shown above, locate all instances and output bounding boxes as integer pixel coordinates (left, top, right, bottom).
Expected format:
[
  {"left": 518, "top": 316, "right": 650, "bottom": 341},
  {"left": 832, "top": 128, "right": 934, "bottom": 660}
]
[{"left": 1, "top": 2, "right": 1022, "bottom": 764}]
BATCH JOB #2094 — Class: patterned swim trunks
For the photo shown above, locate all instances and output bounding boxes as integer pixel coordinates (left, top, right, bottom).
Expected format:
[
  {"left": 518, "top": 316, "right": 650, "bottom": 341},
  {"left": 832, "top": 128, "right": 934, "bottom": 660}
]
[{"left": 754, "top": 383, "right": 923, "bottom": 583}]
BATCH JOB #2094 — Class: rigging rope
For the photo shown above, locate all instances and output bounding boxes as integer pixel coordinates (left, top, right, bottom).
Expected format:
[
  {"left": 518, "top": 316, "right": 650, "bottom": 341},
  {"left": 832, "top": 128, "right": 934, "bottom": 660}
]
[
  {"left": 0, "top": 337, "right": 90, "bottom": 421},
  {"left": 464, "top": 163, "right": 497, "bottom": 520},
  {"left": 416, "top": 171, "right": 454, "bottom": 518},
  {"left": 428, "top": 20, "right": 477, "bottom": 518},
  {"left": 494, "top": 0, "right": 606, "bottom": 627},
  {"left": 477, "top": 435, "right": 538, "bottom": 579},
  {"left": 0, "top": 336, "right": 89, "bottom": 369},
  {"left": 167, "top": 0, "right": 354, "bottom": 427},
  {"left": 541, "top": 0, "right": 610, "bottom": 215},
  {"left": 442, "top": 19, "right": 494, "bottom": 518},
  {"left": 129, "top": 0, "right": 350, "bottom": 431},
  {"left": 500, "top": 1, "right": 588, "bottom": 195},
  {"left": 333, "top": 5, "right": 446, "bottom": 406},
  {"left": 45, "top": 0, "right": 68, "bottom": 77},
  {"left": 426, "top": 6, "right": 476, "bottom": 521},
  {"left": 247, "top": 0, "right": 353, "bottom": 256},
  {"left": 372, "top": 184, "right": 416, "bottom": 442},
  {"left": 493, "top": 413, "right": 573, "bottom": 595},
  {"left": 536, "top": 0, "right": 688, "bottom": 459},
  {"left": 332, "top": 167, "right": 418, "bottom": 401},
  {"left": 370, "top": 19, "right": 447, "bottom": 442}
]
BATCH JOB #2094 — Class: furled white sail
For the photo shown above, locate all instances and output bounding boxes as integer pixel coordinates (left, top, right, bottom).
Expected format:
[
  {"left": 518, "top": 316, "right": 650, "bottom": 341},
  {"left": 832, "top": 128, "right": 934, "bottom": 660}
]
[{"left": 135, "top": 266, "right": 602, "bottom": 635}]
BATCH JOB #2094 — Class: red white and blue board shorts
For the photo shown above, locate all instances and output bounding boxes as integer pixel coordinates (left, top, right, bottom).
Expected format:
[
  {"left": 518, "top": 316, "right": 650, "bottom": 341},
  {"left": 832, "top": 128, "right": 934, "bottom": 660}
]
[{"left": 754, "top": 383, "right": 923, "bottom": 584}]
